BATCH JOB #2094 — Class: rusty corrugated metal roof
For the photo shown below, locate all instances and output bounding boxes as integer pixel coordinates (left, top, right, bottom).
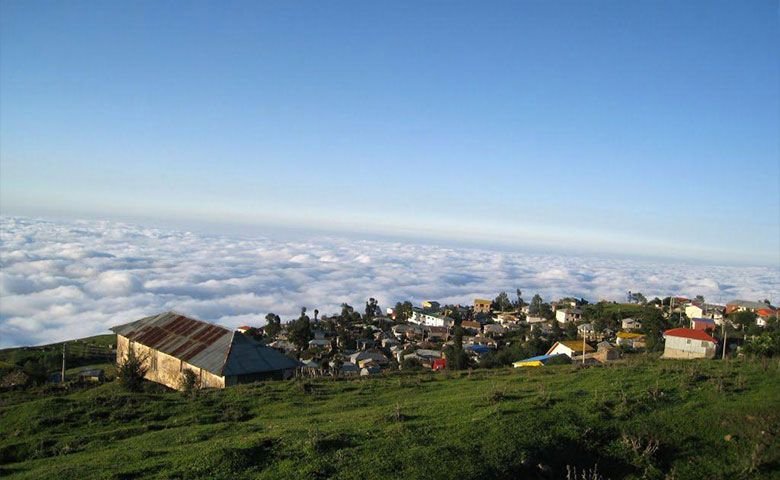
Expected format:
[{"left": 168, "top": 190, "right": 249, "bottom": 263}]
[{"left": 110, "top": 312, "right": 299, "bottom": 377}]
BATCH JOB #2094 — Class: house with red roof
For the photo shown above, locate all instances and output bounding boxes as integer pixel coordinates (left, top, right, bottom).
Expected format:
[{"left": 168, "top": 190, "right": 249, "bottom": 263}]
[{"left": 662, "top": 328, "right": 717, "bottom": 359}]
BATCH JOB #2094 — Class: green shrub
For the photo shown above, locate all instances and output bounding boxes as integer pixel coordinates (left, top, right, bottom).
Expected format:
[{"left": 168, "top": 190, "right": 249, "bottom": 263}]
[{"left": 116, "top": 349, "right": 147, "bottom": 392}]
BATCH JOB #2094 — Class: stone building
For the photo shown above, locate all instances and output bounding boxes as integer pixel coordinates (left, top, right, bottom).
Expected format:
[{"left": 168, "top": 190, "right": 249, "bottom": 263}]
[{"left": 111, "top": 312, "right": 299, "bottom": 390}]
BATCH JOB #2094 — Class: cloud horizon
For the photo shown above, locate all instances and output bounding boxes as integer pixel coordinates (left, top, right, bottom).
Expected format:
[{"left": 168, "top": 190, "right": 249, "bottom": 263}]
[{"left": 1, "top": 215, "right": 778, "bottom": 348}]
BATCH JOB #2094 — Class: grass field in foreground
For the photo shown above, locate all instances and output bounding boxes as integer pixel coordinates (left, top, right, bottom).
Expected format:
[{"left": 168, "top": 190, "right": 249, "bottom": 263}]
[{"left": 0, "top": 357, "right": 778, "bottom": 480}]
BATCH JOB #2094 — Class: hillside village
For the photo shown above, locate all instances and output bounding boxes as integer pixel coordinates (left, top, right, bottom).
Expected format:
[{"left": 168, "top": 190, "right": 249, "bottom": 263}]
[
  {"left": 77, "top": 291, "right": 778, "bottom": 391},
  {"left": 2, "top": 291, "right": 778, "bottom": 392}
]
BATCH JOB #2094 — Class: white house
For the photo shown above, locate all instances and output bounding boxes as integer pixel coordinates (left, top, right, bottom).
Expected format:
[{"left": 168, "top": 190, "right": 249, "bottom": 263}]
[
  {"left": 546, "top": 340, "right": 595, "bottom": 359},
  {"left": 526, "top": 316, "right": 547, "bottom": 324},
  {"left": 555, "top": 309, "right": 582, "bottom": 324},
  {"left": 493, "top": 313, "right": 520, "bottom": 325},
  {"left": 662, "top": 328, "right": 717, "bottom": 359},
  {"left": 685, "top": 304, "right": 704, "bottom": 320},
  {"left": 621, "top": 318, "right": 642, "bottom": 331},
  {"left": 409, "top": 308, "right": 454, "bottom": 328}
]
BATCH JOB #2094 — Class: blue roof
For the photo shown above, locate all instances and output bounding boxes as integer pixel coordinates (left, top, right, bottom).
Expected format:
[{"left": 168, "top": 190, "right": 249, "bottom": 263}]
[
  {"left": 692, "top": 317, "right": 716, "bottom": 323},
  {"left": 465, "top": 344, "right": 490, "bottom": 354},
  {"left": 516, "top": 353, "right": 567, "bottom": 363}
]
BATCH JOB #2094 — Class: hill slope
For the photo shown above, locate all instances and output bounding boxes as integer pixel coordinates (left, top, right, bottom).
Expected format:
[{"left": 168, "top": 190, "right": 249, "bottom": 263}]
[{"left": 1, "top": 358, "right": 778, "bottom": 479}]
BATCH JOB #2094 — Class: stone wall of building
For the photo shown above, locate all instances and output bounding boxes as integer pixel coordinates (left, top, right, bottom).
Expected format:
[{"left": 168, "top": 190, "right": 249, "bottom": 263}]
[{"left": 116, "top": 335, "right": 225, "bottom": 390}]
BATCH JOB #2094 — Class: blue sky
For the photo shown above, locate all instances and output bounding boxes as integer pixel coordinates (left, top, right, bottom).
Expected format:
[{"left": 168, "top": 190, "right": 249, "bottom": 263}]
[{"left": 1, "top": 1, "right": 778, "bottom": 264}]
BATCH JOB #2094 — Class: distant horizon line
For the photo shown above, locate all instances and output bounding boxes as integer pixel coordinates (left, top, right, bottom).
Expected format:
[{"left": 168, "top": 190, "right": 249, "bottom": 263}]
[{"left": 1, "top": 208, "right": 778, "bottom": 269}]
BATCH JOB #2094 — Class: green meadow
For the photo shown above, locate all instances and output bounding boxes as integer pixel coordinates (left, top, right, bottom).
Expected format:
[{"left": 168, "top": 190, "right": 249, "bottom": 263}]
[{"left": 1, "top": 357, "right": 778, "bottom": 480}]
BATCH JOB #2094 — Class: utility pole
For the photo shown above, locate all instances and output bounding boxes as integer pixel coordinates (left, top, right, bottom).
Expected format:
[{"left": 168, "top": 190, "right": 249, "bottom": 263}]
[
  {"left": 722, "top": 321, "right": 728, "bottom": 360},
  {"left": 582, "top": 333, "right": 586, "bottom": 365},
  {"left": 61, "top": 343, "right": 66, "bottom": 385}
]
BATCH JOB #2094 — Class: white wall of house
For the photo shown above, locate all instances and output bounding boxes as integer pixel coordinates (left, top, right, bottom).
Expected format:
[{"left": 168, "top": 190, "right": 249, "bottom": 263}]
[
  {"left": 410, "top": 310, "right": 453, "bottom": 327},
  {"left": 663, "top": 336, "right": 716, "bottom": 359},
  {"left": 555, "top": 309, "right": 581, "bottom": 324},
  {"left": 548, "top": 343, "right": 576, "bottom": 358},
  {"left": 621, "top": 318, "right": 641, "bottom": 330},
  {"left": 685, "top": 305, "right": 703, "bottom": 319}
]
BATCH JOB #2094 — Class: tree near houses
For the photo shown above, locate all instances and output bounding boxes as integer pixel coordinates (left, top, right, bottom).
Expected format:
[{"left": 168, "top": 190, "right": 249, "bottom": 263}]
[
  {"left": 444, "top": 325, "right": 469, "bottom": 370},
  {"left": 730, "top": 310, "right": 757, "bottom": 330},
  {"left": 550, "top": 319, "right": 563, "bottom": 341},
  {"left": 339, "top": 303, "right": 361, "bottom": 325},
  {"left": 288, "top": 316, "right": 313, "bottom": 351},
  {"left": 628, "top": 291, "right": 647, "bottom": 304},
  {"left": 442, "top": 305, "right": 462, "bottom": 323},
  {"left": 393, "top": 301, "right": 413, "bottom": 321},
  {"left": 528, "top": 294, "right": 545, "bottom": 316},
  {"left": 669, "top": 311, "right": 688, "bottom": 327},
  {"left": 365, "top": 298, "right": 379, "bottom": 320},
  {"left": 564, "top": 321, "right": 578, "bottom": 340},
  {"left": 493, "top": 291, "right": 513, "bottom": 312},
  {"left": 264, "top": 313, "right": 282, "bottom": 339},
  {"left": 640, "top": 307, "right": 670, "bottom": 352},
  {"left": 515, "top": 289, "right": 525, "bottom": 308}
]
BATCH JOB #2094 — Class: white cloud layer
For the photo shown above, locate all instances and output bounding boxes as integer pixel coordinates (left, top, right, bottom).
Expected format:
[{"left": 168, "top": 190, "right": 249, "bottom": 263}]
[{"left": 1, "top": 216, "right": 778, "bottom": 348}]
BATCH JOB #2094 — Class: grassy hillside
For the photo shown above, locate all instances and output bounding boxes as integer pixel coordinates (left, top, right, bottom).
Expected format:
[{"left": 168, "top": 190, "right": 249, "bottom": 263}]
[
  {"left": 0, "top": 334, "right": 116, "bottom": 380},
  {"left": 1, "top": 357, "right": 778, "bottom": 480}
]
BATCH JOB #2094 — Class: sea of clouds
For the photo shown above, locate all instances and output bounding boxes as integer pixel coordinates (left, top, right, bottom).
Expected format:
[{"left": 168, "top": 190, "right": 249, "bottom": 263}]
[{"left": 1, "top": 216, "right": 778, "bottom": 348}]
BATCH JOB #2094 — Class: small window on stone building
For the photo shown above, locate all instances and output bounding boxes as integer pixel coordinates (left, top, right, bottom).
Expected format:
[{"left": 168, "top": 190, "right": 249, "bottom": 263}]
[{"left": 150, "top": 352, "right": 158, "bottom": 372}]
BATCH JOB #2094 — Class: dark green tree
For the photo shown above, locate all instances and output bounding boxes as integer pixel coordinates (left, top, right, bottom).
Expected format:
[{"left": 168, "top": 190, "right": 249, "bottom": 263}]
[
  {"left": 22, "top": 359, "right": 47, "bottom": 385},
  {"left": 629, "top": 292, "right": 648, "bottom": 304},
  {"left": 264, "top": 313, "right": 282, "bottom": 339},
  {"left": 551, "top": 320, "right": 563, "bottom": 341},
  {"left": 529, "top": 294, "right": 544, "bottom": 316},
  {"left": 515, "top": 289, "right": 524, "bottom": 308},
  {"left": 564, "top": 321, "right": 578, "bottom": 340},
  {"left": 493, "top": 292, "right": 512, "bottom": 312},
  {"left": 117, "top": 348, "right": 148, "bottom": 392},
  {"left": 445, "top": 326, "right": 469, "bottom": 370},
  {"left": 393, "top": 301, "right": 413, "bottom": 322},
  {"left": 641, "top": 307, "right": 670, "bottom": 352},
  {"left": 365, "top": 298, "right": 379, "bottom": 320},
  {"left": 288, "top": 317, "right": 313, "bottom": 351},
  {"left": 730, "top": 310, "right": 757, "bottom": 330}
]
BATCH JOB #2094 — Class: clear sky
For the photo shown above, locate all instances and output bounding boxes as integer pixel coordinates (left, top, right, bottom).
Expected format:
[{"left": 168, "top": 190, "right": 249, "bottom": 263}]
[{"left": 1, "top": 1, "right": 778, "bottom": 264}]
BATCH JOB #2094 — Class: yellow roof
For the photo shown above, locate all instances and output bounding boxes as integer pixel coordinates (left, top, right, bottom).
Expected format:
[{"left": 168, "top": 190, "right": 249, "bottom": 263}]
[
  {"left": 555, "top": 340, "right": 595, "bottom": 352},
  {"left": 513, "top": 360, "right": 543, "bottom": 367},
  {"left": 474, "top": 298, "right": 491, "bottom": 304},
  {"left": 617, "top": 331, "right": 645, "bottom": 339}
]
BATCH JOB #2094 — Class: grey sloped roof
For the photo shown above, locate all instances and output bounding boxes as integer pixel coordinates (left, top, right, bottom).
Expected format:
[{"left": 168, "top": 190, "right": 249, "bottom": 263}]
[
  {"left": 727, "top": 300, "right": 770, "bottom": 310},
  {"left": 222, "top": 332, "right": 300, "bottom": 376},
  {"left": 110, "top": 312, "right": 299, "bottom": 377}
]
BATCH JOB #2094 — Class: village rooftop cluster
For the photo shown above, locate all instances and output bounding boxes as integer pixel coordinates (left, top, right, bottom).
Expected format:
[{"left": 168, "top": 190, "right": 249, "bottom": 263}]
[{"left": 109, "top": 291, "right": 779, "bottom": 391}]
